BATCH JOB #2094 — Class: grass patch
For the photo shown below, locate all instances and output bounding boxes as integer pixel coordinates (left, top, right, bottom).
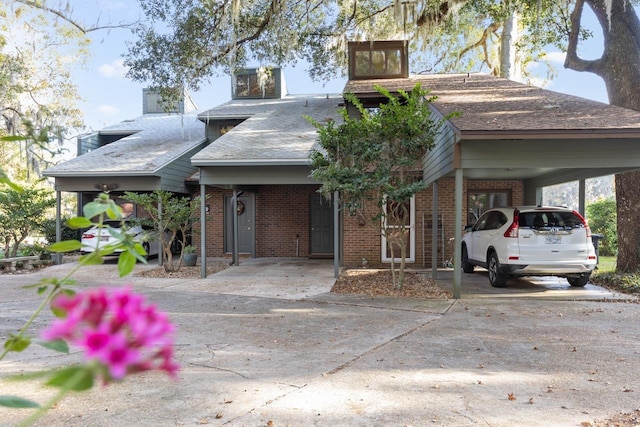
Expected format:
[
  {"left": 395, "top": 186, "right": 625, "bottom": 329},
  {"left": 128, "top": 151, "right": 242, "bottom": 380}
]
[{"left": 591, "top": 256, "right": 640, "bottom": 295}]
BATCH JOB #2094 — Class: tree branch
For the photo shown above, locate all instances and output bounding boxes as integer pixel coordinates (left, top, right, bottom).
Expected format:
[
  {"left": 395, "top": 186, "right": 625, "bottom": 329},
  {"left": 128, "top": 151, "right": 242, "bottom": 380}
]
[
  {"left": 456, "top": 22, "right": 501, "bottom": 72},
  {"left": 14, "top": 0, "right": 136, "bottom": 34},
  {"left": 564, "top": 0, "right": 602, "bottom": 74}
]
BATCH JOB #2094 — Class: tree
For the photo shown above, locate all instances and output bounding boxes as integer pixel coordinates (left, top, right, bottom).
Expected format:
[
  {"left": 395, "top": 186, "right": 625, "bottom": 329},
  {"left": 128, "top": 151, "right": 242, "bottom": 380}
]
[
  {"left": 310, "top": 84, "right": 446, "bottom": 286},
  {"left": 0, "top": 185, "right": 55, "bottom": 257},
  {"left": 0, "top": 1, "right": 136, "bottom": 182},
  {"left": 563, "top": 0, "right": 640, "bottom": 272},
  {"left": 123, "top": 191, "right": 202, "bottom": 272}
]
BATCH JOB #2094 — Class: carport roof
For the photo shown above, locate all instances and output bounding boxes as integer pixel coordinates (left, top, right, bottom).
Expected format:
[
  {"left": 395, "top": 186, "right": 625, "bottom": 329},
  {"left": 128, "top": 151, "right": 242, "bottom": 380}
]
[
  {"left": 43, "top": 113, "right": 206, "bottom": 177},
  {"left": 344, "top": 73, "right": 640, "bottom": 139}
]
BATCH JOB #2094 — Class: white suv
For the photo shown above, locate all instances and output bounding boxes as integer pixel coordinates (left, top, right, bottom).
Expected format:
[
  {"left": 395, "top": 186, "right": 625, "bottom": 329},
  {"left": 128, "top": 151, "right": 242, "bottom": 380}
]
[{"left": 461, "top": 206, "right": 597, "bottom": 287}]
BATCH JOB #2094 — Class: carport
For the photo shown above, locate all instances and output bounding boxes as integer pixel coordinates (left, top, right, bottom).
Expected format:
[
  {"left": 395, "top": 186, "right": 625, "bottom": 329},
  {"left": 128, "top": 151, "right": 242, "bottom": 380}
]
[
  {"left": 347, "top": 73, "right": 640, "bottom": 298},
  {"left": 422, "top": 74, "right": 640, "bottom": 298},
  {"left": 43, "top": 113, "right": 207, "bottom": 264}
]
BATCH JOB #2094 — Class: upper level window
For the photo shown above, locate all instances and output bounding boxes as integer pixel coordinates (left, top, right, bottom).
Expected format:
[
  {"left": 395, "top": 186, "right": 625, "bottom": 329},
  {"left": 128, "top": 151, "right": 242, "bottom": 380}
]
[
  {"left": 348, "top": 40, "right": 409, "bottom": 80},
  {"left": 233, "top": 67, "right": 279, "bottom": 99}
]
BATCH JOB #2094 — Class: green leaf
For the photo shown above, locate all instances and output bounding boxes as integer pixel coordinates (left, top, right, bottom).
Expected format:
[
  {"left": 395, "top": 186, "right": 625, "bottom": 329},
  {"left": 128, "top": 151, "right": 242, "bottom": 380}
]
[
  {"left": 66, "top": 217, "right": 95, "bottom": 229},
  {"left": 0, "top": 395, "right": 40, "bottom": 408},
  {"left": 4, "top": 335, "right": 31, "bottom": 352},
  {"left": 118, "top": 250, "right": 137, "bottom": 277},
  {"left": 48, "top": 240, "right": 82, "bottom": 253},
  {"left": 34, "top": 339, "right": 69, "bottom": 354},
  {"left": 0, "top": 135, "right": 26, "bottom": 142},
  {"left": 46, "top": 366, "right": 94, "bottom": 391},
  {"left": 78, "top": 251, "right": 105, "bottom": 266}
]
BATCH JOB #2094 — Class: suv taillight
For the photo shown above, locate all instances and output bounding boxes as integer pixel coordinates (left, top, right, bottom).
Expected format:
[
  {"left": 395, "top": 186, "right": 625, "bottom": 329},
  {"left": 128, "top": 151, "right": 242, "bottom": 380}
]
[
  {"left": 503, "top": 210, "right": 519, "bottom": 238},
  {"left": 573, "top": 210, "right": 592, "bottom": 238},
  {"left": 82, "top": 234, "right": 95, "bottom": 239}
]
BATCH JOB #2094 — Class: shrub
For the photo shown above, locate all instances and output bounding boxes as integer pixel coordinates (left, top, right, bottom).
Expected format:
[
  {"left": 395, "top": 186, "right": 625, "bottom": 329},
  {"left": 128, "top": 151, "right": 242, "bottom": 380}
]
[{"left": 586, "top": 198, "right": 617, "bottom": 257}]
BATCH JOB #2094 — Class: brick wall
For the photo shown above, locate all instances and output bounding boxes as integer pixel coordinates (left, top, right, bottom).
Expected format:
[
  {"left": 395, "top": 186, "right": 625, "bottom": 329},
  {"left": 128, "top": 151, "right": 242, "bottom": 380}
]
[
  {"left": 342, "top": 178, "right": 525, "bottom": 268},
  {"left": 194, "top": 185, "right": 319, "bottom": 257}
]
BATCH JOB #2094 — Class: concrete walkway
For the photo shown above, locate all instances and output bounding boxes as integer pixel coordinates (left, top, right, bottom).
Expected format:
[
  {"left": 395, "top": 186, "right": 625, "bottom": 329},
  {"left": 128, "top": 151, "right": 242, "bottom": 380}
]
[{"left": 1, "top": 258, "right": 638, "bottom": 426}]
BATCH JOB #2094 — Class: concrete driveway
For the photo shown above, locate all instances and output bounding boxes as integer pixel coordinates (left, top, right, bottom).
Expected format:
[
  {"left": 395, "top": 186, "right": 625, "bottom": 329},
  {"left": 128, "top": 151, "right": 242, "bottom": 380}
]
[{"left": 1, "top": 258, "right": 638, "bottom": 427}]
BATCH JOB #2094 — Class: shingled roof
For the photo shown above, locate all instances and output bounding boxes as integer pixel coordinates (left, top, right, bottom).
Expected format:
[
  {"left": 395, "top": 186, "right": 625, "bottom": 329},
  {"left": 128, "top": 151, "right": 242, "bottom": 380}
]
[
  {"left": 193, "top": 94, "right": 344, "bottom": 166},
  {"left": 344, "top": 73, "right": 640, "bottom": 139},
  {"left": 44, "top": 113, "right": 205, "bottom": 177}
]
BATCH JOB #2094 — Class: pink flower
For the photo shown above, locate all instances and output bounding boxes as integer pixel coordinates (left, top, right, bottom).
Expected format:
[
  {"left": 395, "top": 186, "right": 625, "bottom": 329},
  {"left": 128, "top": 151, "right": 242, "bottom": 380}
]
[{"left": 42, "top": 287, "right": 179, "bottom": 382}]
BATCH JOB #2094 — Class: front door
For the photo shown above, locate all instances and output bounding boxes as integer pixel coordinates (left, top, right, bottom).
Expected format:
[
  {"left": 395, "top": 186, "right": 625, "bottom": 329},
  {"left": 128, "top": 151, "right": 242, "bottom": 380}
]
[
  {"left": 224, "top": 194, "right": 254, "bottom": 255},
  {"left": 310, "top": 194, "right": 334, "bottom": 256}
]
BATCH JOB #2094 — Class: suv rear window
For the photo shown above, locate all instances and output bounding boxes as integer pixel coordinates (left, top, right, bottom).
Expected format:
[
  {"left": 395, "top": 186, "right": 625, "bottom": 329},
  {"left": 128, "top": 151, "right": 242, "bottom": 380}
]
[{"left": 519, "top": 211, "right": 585, "bottom": 230}]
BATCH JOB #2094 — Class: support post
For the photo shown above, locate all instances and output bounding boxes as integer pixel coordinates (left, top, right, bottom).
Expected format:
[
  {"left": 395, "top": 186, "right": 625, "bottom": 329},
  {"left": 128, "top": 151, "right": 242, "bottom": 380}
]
[
  {"left": 54, "top": 191, "right": 62, "bottom": 264},
  {"left": 158, "top": 196, "right": 163, "bottom": 267},
  {"left": 431, "top": 181, "right": 439, "bottom": 279},
  {"left": 453, "top": 168, "right": 463, "bottom": 299},
  {"left": 200, "top": 184, "right": 207, "bottom": 278},
  {"left": 578, "top": 179, "right": 586, "bottom": 216},
  {"left": 233, "top": 190, "right": 240, "bottom": 266},
  {"left": 333, "top": 191, "right": 340, "bottom": 279}
]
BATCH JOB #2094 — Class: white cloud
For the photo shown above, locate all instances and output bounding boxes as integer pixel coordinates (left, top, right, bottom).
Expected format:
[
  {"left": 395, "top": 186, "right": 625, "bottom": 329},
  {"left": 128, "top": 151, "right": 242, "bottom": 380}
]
[
  {"left": 545, "top": 51, "right": 566, "bottom": 64},
  {"left": 96, "top": 105, "right": 120, "bottom": 115},
  {"left": 97, "top": 59, "right": 129, "bottom": 79}
]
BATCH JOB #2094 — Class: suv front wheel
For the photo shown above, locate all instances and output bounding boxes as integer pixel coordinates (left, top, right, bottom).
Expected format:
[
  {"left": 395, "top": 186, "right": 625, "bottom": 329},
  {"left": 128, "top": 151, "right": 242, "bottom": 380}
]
[
  {"left": 488, "top": 252, "right": 508, "bottom": 288},
  {"left": 461, "top": 245, "right": 474, "bottom": 273}
]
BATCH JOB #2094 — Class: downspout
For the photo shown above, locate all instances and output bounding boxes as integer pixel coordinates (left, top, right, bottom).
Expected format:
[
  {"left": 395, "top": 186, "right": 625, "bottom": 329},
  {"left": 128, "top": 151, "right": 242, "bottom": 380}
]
[{"left": 200, "top": 183, "right": 207, "bottom": 278}]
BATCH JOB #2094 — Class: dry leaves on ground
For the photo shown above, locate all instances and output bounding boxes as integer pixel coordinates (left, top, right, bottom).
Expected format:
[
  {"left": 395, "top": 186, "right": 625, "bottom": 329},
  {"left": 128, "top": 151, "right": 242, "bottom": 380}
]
[
  {"left": 135, "top": 261, "right": 229, "bottom": 279},
  {"left": 332, "top": 269, "right": 452, "bottom": 299}
]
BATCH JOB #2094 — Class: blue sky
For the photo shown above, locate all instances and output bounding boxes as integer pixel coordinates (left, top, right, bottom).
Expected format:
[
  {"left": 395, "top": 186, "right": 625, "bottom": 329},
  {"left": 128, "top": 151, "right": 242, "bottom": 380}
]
[{"left": 73, "top": 1, "right": 632, "bottom": 132}]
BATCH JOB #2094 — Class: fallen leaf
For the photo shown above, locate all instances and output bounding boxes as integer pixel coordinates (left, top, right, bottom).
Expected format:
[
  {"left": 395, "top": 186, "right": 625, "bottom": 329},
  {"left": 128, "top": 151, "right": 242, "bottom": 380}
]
[
  {"left": 198, "top": 418, "right": 209, "bottom": 424},
  {"left": 528, "top": 398, "right": 534, "bottom": 404},
  {"left": 215, "top": 413, "right": 223, "bottom": 419},
  {"left": 508, "top": 393, "right": 516, "bottom": 401},
  {"left": 266, "top": 421, "right": 275, "bottom": 427}
]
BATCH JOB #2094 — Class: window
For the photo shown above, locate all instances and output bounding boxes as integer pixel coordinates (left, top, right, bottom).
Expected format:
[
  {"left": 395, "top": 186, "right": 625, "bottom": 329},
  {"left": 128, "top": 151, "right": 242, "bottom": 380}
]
[
  {"left": 234, "top": 69, "right": 277, "bottom": 98},
  {"left": 348, "top": 41, "right": 409, "bottom": 80},
  {"left": 381, "top": 196, "right": 415, "bottom": 263},
  {"left": 468, "top": 190, "right": 510, "bottom": 224}
]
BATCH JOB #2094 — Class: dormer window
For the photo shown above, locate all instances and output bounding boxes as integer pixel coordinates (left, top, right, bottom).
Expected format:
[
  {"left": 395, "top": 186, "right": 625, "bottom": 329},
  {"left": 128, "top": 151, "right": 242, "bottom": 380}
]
[
  {"left": 348, "top": 40, "right": 409, "bottom": 80},
  {"left": 233, "top": 67, "right": 285, "bottom": 99}
]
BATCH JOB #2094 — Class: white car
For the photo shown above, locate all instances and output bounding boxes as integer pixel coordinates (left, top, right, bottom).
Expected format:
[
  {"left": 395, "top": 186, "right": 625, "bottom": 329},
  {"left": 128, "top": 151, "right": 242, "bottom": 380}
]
[
  {"left": 461, "top": 206, "right": 597, "bottom": 287},
  {"left": 81, "top": 219, "right": 159, "bottom": 258}
]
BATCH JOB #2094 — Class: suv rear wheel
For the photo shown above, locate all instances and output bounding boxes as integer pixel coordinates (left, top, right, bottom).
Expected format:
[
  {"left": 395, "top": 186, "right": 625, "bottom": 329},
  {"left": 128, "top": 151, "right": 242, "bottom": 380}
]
[
  {"left": 567, "top": 275, "right": 590, "bottom": 287},
  {"left": 488, "top": 252, "right": 508, "bottom": 288}
]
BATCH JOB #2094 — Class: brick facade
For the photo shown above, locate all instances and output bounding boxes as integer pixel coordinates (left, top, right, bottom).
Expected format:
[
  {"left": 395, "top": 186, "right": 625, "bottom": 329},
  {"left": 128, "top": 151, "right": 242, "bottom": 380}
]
[
  {"left": 195, "top": 179, "right": 524, "bottom": 267},
  {"left": 195, "top": 185, "right": 321, "bottom": 258}
]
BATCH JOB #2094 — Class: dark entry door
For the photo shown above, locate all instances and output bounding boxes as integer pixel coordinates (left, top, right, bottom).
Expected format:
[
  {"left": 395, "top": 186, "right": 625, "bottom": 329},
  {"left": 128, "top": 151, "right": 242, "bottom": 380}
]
[
  {"left": 224, "top": 194, "right": 254, "bottom": 255},
  {"left": 310, "top": 194, "right": 334, "bottom": 256}
]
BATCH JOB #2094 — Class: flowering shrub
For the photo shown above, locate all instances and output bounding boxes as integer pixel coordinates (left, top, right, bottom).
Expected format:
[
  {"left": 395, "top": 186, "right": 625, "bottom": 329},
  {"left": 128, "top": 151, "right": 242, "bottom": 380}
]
[
  {"left": 43, "top": 287, "right": 178, "bottom": 382},
  {"left": 0, "top": 193, "right": 179, "bottom": 426}
]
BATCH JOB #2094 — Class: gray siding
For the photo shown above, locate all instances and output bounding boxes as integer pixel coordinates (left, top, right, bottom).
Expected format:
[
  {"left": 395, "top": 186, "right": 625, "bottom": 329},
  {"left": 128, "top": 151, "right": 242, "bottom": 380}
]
[
  {"left": 459, "top": 138, "right": 640, "bottom": 169},
  {"left": 200, "top": 165, "right": 317, "bottom": 186},
  {"left": 158, "top": 143, "right": 208, "bottom": 193},
  {"left": 423, "top": 121, "right": 456, "bottom": 186}
]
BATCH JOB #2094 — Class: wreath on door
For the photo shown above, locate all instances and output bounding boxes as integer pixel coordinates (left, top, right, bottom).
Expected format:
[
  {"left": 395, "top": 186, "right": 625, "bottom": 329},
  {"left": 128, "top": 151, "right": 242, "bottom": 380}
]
[{"left": 236, "top": 201, "right": 245, "bottom": 215}]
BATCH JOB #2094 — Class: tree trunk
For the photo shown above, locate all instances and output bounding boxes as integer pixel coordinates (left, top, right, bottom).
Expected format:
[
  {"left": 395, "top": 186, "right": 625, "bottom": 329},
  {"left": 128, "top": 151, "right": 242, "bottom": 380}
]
[
  {"left": 500, "top": 10, "right": 519, "bottom": 80},
  {"left": 565, "top": 0, "right": 640, "bottom": 273}
]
